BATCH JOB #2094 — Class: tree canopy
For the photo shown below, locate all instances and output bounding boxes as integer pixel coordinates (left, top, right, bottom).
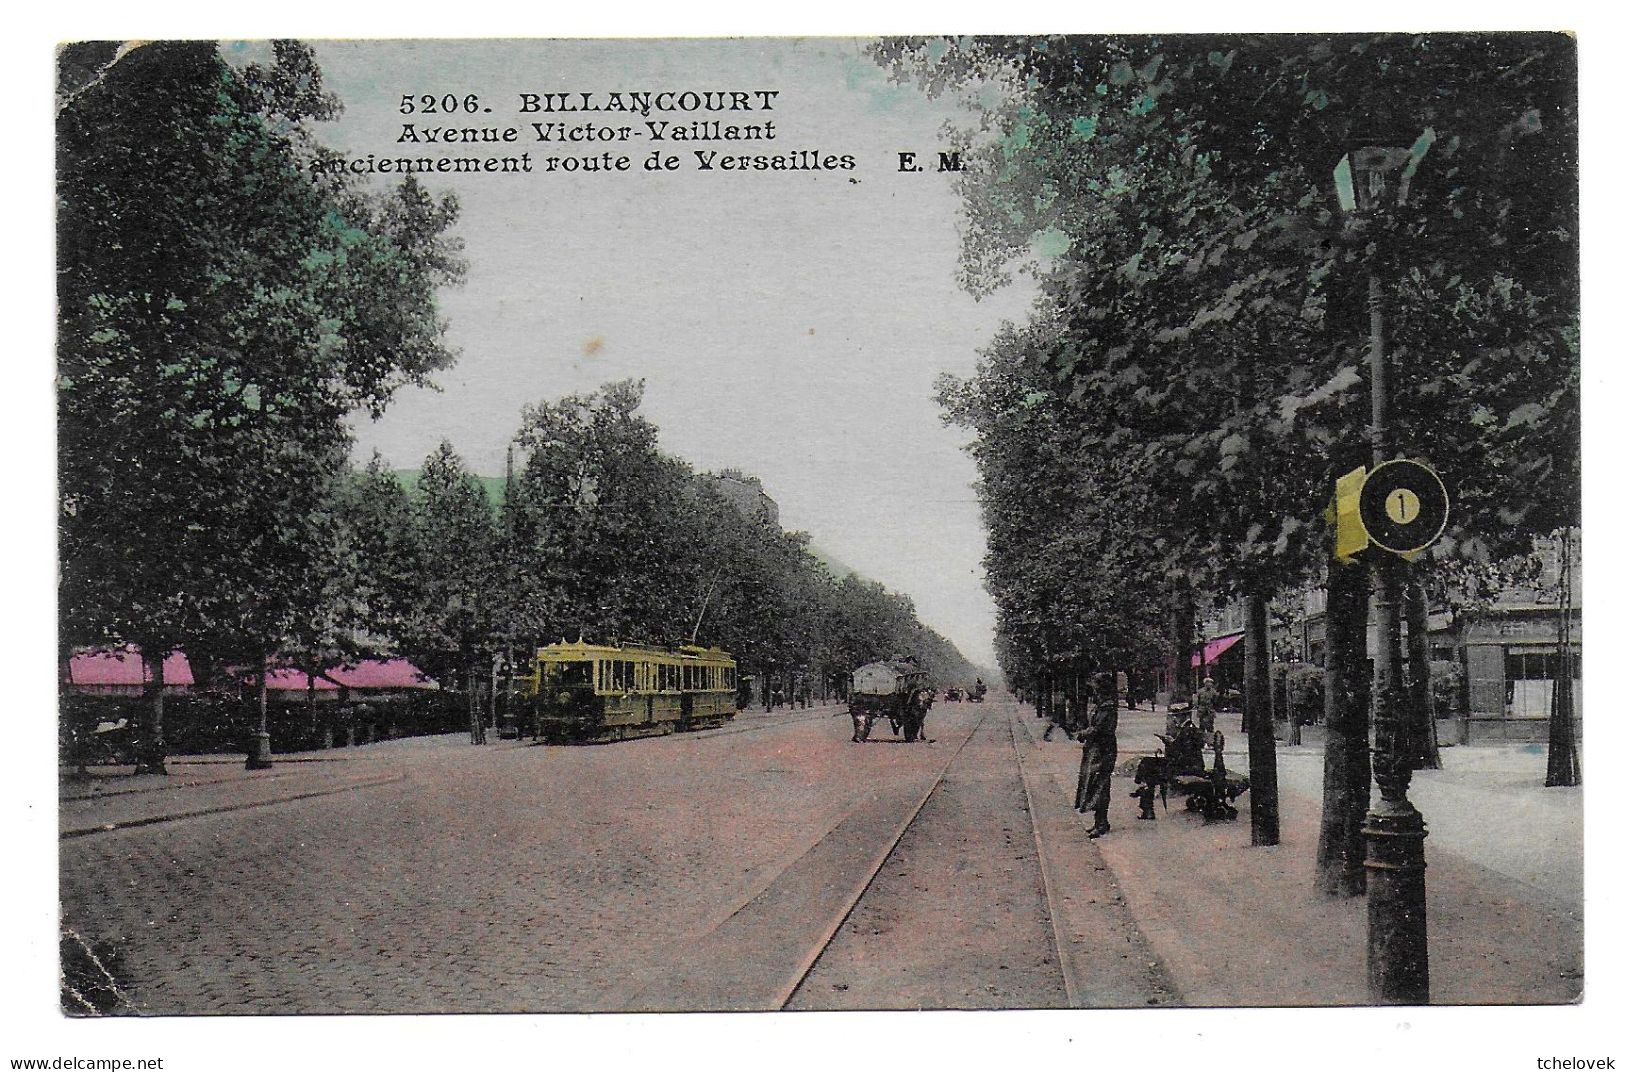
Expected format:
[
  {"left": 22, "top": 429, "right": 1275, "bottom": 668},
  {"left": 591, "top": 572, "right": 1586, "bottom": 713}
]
[{"left": 879, "top": 34, "right": 1578, "bottom": 687}]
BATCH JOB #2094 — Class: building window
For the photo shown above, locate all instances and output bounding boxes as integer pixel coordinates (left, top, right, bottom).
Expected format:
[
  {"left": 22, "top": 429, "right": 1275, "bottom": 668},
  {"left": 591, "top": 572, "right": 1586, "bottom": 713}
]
[
  {"left": 1504, "top": 648, "right": 1581, "bottom": 719},
  {"left": 1506, "top": 651, "right": 1581, "bottom": 682}
]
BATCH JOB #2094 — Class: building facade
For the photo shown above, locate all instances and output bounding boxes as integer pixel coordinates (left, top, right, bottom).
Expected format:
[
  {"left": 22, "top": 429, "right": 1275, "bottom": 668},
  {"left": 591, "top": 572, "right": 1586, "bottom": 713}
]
[{"left": 1198, "top": 533, "right": 1580, "bottom": 743}]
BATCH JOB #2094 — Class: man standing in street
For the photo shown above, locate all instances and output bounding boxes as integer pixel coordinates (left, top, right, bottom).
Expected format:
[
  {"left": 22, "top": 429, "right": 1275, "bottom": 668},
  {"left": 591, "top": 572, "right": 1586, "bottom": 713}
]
[
  {"left": 1075, "top": 671, "right": 1119, "bottom": 838},
  {"left": 1196, "top": 675, "right": 1219, "bottom": 733}
]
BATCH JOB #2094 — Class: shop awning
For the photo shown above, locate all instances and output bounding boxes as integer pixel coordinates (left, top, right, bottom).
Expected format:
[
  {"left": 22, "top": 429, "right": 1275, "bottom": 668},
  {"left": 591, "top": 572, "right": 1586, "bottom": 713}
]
[
  {"left": 326, "top": 659, "right": 437, "bottom": 691},
  {"left": 66, "top": 648, "right": 194, "bottom": 687},
  {"left": 1191, "top": 632, "right": 1244, "bottom": 669}
]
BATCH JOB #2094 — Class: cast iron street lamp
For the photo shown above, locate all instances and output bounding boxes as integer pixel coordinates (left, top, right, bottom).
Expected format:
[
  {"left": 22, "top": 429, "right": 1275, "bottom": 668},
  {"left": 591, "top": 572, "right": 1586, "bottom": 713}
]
[
  {"left": 1334, "top": 129, "right": 1434, "bottom": 1005},
  {"left": 247, "top": 653, "right": 274, "bottom": 770}
]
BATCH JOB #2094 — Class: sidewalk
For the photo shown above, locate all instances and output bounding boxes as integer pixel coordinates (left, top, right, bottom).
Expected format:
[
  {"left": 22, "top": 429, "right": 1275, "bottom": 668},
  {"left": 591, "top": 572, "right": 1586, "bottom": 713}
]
[
  {"left": 1017, "top": 703, "right": 1583, "bottom": 1006},
  {"left": 56, "top": 705, "right": 841, "bottom": 838},
  {"left": 59, "top": 743, "right": 410, "bottom": 838}
]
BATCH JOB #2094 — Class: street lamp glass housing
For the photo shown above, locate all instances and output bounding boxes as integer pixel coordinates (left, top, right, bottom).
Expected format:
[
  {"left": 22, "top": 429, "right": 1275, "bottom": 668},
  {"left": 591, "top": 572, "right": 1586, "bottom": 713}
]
[{"left": 1333, "top": 128, "right": 1436, "bottom": 215}]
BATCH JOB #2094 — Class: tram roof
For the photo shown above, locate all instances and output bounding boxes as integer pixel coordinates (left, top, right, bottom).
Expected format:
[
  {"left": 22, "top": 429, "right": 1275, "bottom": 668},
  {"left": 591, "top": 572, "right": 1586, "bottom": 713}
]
[{"left": 535, "top": 640, "right": 734, "bottom": 663}]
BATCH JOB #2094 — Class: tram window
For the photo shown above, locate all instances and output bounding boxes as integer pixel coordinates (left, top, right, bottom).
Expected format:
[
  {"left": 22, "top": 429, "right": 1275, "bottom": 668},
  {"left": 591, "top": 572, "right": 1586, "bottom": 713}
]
[{"left": 545, "top": 662, "right": 594, "bottom": 687}]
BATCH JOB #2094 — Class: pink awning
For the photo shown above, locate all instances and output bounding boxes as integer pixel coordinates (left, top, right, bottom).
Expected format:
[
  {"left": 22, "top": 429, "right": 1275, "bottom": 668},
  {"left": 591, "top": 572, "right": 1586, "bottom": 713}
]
[
  {"left": 263, "top": 667, "right": 341, "bottom": 692},
  {"left": 326, "top": 659, "right": 436, "bottom": 690},
  {"left": 1192, "top": 633, "right": 1244, "bottom": 669},
  {"left": 65, "top": 650, "right": 435, "bottom": 692},
  {"left": 66, "top": 648, "right": 194, "bottom": 687}
]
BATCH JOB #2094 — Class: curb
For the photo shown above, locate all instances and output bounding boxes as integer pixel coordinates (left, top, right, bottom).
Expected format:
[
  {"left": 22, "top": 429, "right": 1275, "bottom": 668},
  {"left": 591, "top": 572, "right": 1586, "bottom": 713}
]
[{"left": 60, "top": 772, "right": 405, "bottom": 840}]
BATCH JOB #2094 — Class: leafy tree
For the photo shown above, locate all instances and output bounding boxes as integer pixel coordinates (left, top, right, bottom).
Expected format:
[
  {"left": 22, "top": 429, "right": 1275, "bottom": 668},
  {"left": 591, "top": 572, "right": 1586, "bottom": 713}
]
[
  {"left": 58, "top": 41, "right": 463, "bottom": 771},
  {"left": 403, "top": 443, "right": 501, "bottom": 741},
  {"left": 495, "top": 381, "right": 979, "bottom": 707},
  {"left": 878, "top": 34, "right": 1576, "bottom": 856},
  {"left": 508, "top": 380, "right": 698, "bottom": 646},
  {"left": 337, "top": 455, "right": 429, "bottom": 655}
]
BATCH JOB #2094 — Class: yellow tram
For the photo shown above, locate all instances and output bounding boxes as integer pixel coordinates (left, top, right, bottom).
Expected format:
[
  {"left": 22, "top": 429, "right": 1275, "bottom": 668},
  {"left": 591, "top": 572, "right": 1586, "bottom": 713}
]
[{"left": 519, "top": 640, "right": 738, "bottom": 743}]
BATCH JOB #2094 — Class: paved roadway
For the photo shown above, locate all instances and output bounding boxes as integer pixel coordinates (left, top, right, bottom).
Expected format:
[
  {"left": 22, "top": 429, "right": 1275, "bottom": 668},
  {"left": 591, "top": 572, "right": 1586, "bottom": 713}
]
[{"left": 60, "top": 699, "right": 1167, "bottom": 1014}]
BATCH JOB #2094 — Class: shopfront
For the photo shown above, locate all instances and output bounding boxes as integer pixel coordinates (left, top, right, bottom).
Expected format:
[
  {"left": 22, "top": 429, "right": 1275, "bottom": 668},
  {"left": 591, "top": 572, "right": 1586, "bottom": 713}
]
[{"left": 1453, "top": 608, "right": 1581, "bottom": 743}]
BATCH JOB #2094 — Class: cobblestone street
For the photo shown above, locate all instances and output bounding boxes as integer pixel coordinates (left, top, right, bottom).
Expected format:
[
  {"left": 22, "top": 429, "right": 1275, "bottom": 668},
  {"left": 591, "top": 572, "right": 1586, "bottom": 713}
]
[
  {"left": 63, "top": 701, "right": 1139, "bottom": 1014},
  {"left": 58, "top": 696, "right": 1581, "bottom": 1016}
]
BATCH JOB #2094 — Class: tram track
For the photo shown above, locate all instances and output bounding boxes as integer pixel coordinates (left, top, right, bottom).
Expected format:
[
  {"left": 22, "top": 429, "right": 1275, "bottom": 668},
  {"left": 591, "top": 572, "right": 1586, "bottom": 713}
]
[
  {"left": 1007, "top": 708, "right": 1081, "bottom": 1007},
  {"left": 775, "top": 708, "right": 990, "bottom": 1009},
  {"left": 685, "top": 705, "right": 841, "bottom": 741},
  {"left": 608, "top": 708, "right": 987, "bottom": 1011},
  {"left": 782, "top": 705, "right": 1073, "bottom": 1010},
  {"left": 1008, "top": 704, "right": 1182, "bottom": 1008},
  {"left": 606, "top": 701, "right": 1159, "bottom": 1012}
]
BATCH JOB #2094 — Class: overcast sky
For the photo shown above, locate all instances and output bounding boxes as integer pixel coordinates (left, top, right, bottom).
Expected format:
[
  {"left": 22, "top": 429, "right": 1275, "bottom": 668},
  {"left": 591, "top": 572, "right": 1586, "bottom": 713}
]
[{"left": 312, "top": 39, "right": 1039, "bottom": 667}]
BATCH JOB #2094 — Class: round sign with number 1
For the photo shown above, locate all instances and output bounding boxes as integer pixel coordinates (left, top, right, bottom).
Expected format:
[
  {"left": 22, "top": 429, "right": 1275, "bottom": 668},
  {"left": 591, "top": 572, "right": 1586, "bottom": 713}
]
[{"left": 1358, "top": 459, "right": 1449, "bottom": 555}]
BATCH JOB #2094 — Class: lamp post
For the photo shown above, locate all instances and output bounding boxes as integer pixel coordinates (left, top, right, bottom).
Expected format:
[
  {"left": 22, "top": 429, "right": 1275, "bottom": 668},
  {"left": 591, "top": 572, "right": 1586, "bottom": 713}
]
[
  {"left": 247, "top": 652, "right": 274, "bottom": 770},
  {"left": 1334, "top": 129, "right": 1434, "bottom": 1004}
]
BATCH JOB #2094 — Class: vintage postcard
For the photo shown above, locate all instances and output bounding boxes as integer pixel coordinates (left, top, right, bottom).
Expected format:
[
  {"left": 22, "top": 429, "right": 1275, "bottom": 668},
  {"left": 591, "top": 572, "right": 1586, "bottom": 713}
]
[{"left": 40, "top": 29, "right": 1596, "bottom": 1068}]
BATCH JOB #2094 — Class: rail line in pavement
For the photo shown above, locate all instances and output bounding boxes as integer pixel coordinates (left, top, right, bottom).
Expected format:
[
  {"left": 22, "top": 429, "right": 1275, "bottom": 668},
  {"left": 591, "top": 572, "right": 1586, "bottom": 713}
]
[
  {"left": 1007, "top": 709, "right": 1081, "bottom": 1007},
  {"left": 606, "top": 707, "right": 987, "bottom": 1011},
  {"left": 686, "top": 706, "right": 841, "bottom": 741},
  {"left": 774, "top": 708, "right": 990, "bottom": 1009}
]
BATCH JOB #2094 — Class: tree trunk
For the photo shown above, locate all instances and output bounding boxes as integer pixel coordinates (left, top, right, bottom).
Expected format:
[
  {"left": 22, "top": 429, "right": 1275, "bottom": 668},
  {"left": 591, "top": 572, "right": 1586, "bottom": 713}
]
[
  {"left": 308, "top": 659, "right": 329, "bottom": 750},
  {"left": 466, "top": 658, "right": 485, "bottom": 745},
  {"left": 1547, "top": 528, "right": 1581, "bottom": 787},
  {"left": 1547, "top": 660, "right": 1581, "bottom": 786},
  {"left": 134, "top": 647, "right": 168, "bottom": 775},
  {"left": 1171, "top": 579, "right": 1196, "bottom": 731},
  {"left": 1057, "top": 668, "right": 1069, "bottom": 730},
  {"left": 1404, "top": 581, "right": 1441, "bottom": 770},
  {"left": 1317, "top": 554, "right": 1371, "bottom": 896},
  {"left": 1245, "top": 591, "right": 1279, "bottom": 846},
  {"left": 1287, "top": 666, "right": 1303, "bottom": 747}
]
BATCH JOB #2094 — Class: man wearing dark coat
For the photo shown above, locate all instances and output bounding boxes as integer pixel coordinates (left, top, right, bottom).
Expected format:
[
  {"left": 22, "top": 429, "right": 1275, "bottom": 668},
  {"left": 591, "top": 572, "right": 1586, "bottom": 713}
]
[
  {"left": 1195, "top": 676, "right": 1219, "bottom": 733},
  {"left": 1074, "top": 672, "right": 1119, "bottom": 838}
]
